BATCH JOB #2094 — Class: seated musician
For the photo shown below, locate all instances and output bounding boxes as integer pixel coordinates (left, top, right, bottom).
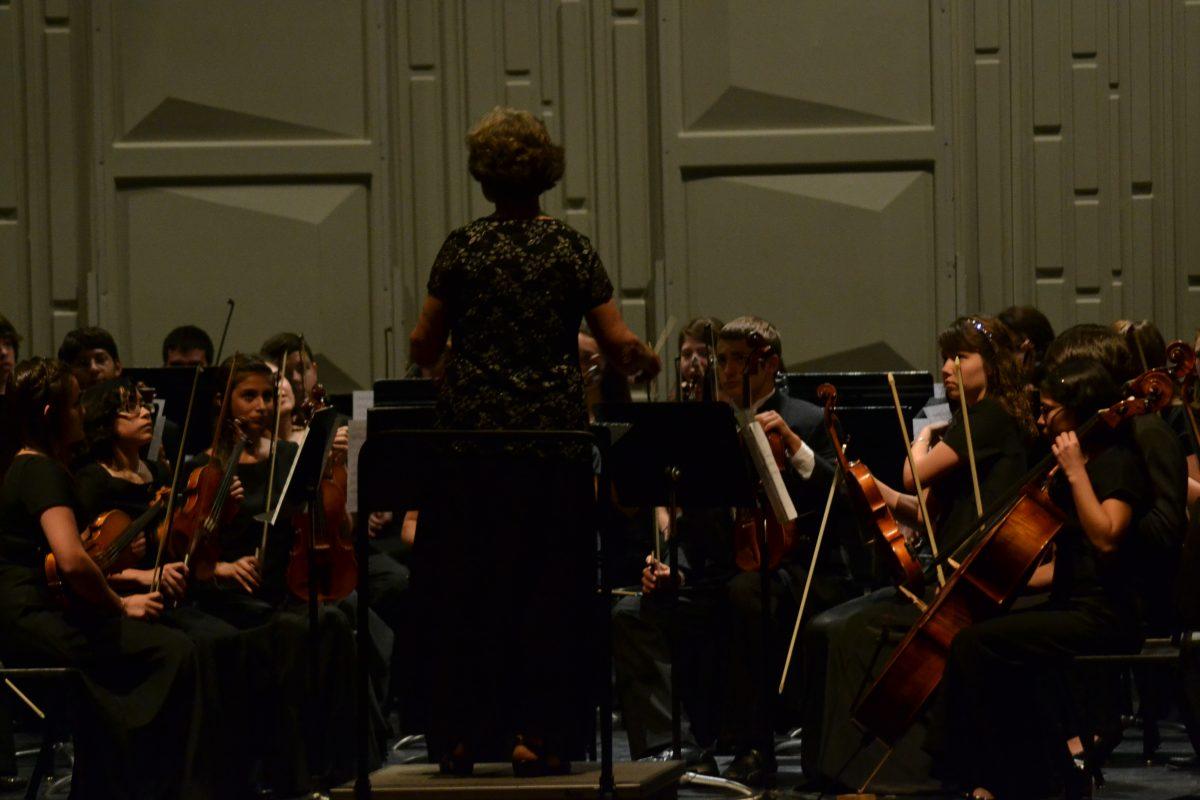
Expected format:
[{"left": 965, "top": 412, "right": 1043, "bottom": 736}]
[
  {"left": 612, "top": 315, "right": 855, "bottom": 785},
  {"left": 190, "top": 354, "right": 388, "bottom": 791},
  {"left": 0, "top": 313, "right": 18, "bottom": 393},
  {"left": 57, "top": 325, "right": 122, "bottom": 389},
  {"left": 800, "top": 315, "right": 1035, "bottom": 793},
  {"left": 0, "top": 358, "right": 218, "bottom": 798},
  {"left": 937, "top": 356, "right": 1150, "bottom": 800},
  {"left": 260, "top": 333, "right": 413, "bottom": 719},
  {"left": 162, "top": 324, "right": 213, "bottom": 368}
]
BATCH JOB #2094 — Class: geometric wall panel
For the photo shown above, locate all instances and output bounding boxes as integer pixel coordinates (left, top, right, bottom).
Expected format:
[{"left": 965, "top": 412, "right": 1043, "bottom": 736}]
[
  {"left": 683, "top": 171, "right": 937, "bottom": 371},
  {"left": 112, "top": 0, "right": 368, "bottom": 141},
  {"left": 680, "top": 0, "right": 933, "bottom": 130},
  {"left": 120, "top": 184, "right": 373, "bottom": 386}
]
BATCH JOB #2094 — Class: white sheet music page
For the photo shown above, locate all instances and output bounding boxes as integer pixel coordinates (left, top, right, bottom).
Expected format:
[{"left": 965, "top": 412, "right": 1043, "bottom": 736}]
[{"left": 738, "top": 410, "right": 798, "bottom": 525}]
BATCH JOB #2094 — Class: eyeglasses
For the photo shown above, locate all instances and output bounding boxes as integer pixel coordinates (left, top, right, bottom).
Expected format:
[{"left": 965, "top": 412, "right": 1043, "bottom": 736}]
[
  {"left": 117, "top": 396, "right": 154, "bottom": 416},
  {"left": 1038, "top": 403, "right": 1063, "bottom": 421}
]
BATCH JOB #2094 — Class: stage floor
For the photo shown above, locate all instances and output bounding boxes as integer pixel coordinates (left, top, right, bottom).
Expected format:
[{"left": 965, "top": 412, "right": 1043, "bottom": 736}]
[{"left": 4, "top": 721, "right": 1199, "bottom": 798}]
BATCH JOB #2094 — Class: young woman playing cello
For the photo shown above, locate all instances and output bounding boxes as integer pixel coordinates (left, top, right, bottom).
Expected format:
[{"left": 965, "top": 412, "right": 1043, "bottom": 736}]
[
  {"left": 938, "top": 356, "right": 1149, "bottom": 799},
  {"left": 801, "top": 316, "right": 1035, "bottom": 793},
  {"left": 0, "top": 359, "right": 211, "bottom": 798}
]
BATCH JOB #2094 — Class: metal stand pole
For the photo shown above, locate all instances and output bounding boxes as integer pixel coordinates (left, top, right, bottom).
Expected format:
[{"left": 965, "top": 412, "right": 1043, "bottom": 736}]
[{"left": 666, "top": 466, "right": 683, "bottom": 760}]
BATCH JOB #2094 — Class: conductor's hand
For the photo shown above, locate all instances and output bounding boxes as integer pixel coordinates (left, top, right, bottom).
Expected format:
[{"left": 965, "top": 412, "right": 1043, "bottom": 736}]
[
  {"left": 622, "top": 342, "right": 662, "bottom": 382},
  {"left": 756, "top": 411, "right": 802, "bottom": 457},
  {"left": 642, "top": 554, "right": 679, "bottom": 595},
  {"left": 215, "top": 556, "right": 261, "bottom": 594},
  {"left": 122, "top": 592, "right": 164, "bottom": 620}
]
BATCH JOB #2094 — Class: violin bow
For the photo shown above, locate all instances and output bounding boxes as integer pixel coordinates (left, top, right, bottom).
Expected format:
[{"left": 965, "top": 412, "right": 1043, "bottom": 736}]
[
  {"left": 257, "top": 355, "right": 288, "bottom": 564},
  {"left": 887, "top": 372, "right": 945, "bottom": 587},
  {"left": 778, "top": 461, "right": 841, "bottom": 694},
  {"left": 151, "top": 365, "right": 203, "bottom": 593},
  {"left": 213, "top": 298, "right": 236, "bottom": 365},
  {"left": 646, "top": 316, "right": 676, "bottom": 401},
  {"left": 954, "top": 357, "right": 984, "bottom": 518}
]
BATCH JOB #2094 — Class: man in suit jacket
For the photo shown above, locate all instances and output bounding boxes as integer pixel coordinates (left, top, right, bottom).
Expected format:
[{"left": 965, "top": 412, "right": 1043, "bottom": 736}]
[{"left": 713, "top": 316, "right": 857, "bottom": 785}]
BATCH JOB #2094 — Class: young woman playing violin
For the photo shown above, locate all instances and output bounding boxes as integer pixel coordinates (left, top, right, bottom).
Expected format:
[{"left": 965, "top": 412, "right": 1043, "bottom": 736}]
[
  {"left": 0, "top": 359, "right": 213, "bottom": 798},
  {"left": 190, "top": 355, "right": 388, "bottom": 791},
  {"left": 800, "top": 315, "right": 1035, "bottom": 793},
  {"left": 938, "top": 356, "right": 1149, "bottom": 800}
]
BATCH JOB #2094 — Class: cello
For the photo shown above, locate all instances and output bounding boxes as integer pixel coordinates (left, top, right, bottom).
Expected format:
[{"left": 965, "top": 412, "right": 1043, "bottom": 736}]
[
  {"left": 285, "top": 385, "right": 357, "bottom": 602},
  {"left": 852, "top": 368, "right": 1174, "bottom": 747}
]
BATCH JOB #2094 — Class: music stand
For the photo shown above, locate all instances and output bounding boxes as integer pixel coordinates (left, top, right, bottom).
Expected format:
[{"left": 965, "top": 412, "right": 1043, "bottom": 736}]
[
  {"left": 594, "top": 402, "right": 760, "bottom": 765},
  {"left": 124, "top": 367, "right": 216, "bottom": 458}
]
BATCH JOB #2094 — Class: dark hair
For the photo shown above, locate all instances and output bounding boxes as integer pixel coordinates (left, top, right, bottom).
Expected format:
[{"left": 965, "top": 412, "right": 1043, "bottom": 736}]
[
  {"left": 215, "top": 354, "right": 273, "bottom": 395},
  {"left": 1040, "top": 356, "right": 1121, "bottom": 425},
  {"left": 1043, "top": 324, "right": 1135, "bottom": 383},
  {"left": 467, "top": 107, "right": 565, "bottom": 201},
  {"left": 1113, "top": 319, "right": 1167, "bottom": 372},
  {"left": 677, "top": 317, "right": 723, "bottom": 350},
  {"left": 937, "top": 315, "right": 1037, "bottom": 438},
  {"left": 718, "top": 316, "right": 783, "bottom": 364},
  {"left": 3, "top": 358, "right": 75, "bottom": 469},
  {"left": 58, "top": 326, "right": 119, "bottom": 365},
  {"left": 997, "top": 306, "right": 1055, "bottom": 359},
  {"left": 0, "top": 314, "right": 20, "bottom": 355},
  {"left": 162, "top": 325, "right": 214, "bottom": 365},
  {"left": 81, "top": 377, "right": 139, "bottom": 462},
  {"left": 259, "top": 332, "right": 314, "bottom": 366}
]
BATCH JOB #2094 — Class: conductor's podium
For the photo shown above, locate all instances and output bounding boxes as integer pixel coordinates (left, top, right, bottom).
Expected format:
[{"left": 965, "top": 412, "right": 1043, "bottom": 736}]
[{"left": 332, "top": 760, "right": 686, "bottom": 799}]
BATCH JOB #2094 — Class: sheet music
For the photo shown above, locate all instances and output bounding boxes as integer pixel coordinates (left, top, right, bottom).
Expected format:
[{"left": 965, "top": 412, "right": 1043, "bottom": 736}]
[
  {"left": 346, "top": 419, "right": 367, "bottom": 514},
  {"left": 267, "top": 428, "right": 309, "bottom": 526},
  {"left": 148, "top": 398, "right": 167, "bottom": 461},
  {"left": 738, "top": 412, "right": 798, "bottom": 525},
  {"left": 352, "top": 390, "right": 374, "bottom": 421}
]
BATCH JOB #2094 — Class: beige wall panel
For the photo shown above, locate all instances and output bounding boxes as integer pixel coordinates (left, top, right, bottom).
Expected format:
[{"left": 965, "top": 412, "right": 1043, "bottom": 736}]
[
  {"left": 503, "top": 0, "right": 537, "bottom": 74},
  {"left": 409, "top": 76, "right": 447, "bottom": 277},
  {"left": 1177, "top": 0, "right": 1200, "bottom": 328},
  {"left": 1032, "top": 1, "right": 1063, "bottom": 129},
  {"left": 1033, "top": 138, "right": 1064, "bottom": 275},
  {"left": 407, "top": 0, "right": 437, "bottom": 68},
  {"left": 119, "top": 184, "right": 373, "bottom": 385},
  {"left": 679, "top": 0, "right": 931, "bottom": 131},
  {"left": 611, "top": 10, "right": 651, "bottom": 289},
  {"left": 559, "top": 0, "right": 594, "bottom": 242},
  {"left": 1073, "top": 0, "right": 1099, "bottom": 55},
  {"left": 110, "top": 0, "right": 368, "bottom": 142},
  {"left": 1074, "top": 199, "right": 1100, "bottom": 291},
  {"left": 683, "top": 172, "right": 936, "bottom": 370},
  {"left": 974, "top": 59, "right": 1006, "bottom": 310},
  {"left": 0, "top": 4, "right": 17, "bottom": 214},
  {"left": 1130, "top": 0, "right": 1153, "bottom": 185},
  {"left": 1131, "top": 196, "right": 1155, "bottom": 316},
  {"left": 1071, "top": 63, "right": 1101, "bottom": 192},
  {"left": 0, "top": 223, "right": 18, "bottom": 326},
  {"left": 45, "top": 28, "right": 79, "bottom": 303}
]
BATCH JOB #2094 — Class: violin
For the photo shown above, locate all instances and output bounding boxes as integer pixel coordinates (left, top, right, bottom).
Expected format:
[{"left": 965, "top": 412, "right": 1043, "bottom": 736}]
[
  {"left": 164, "top": 421, "right": 251, "bottom": 582},
  {"left": 46, "top": 486, "right": 170, "bottom": 602},
  {"left": 817, "top": 384, "right": 923, "bottom": 592},
  {"left": 285, "top": 385, "right": 357, "bottom": 602},
  {"left": 732, "top": 332, "right": 797, "bottom": 572},
  {"left": 852, "top": 368, "right": 1174, "bottom": 746}
]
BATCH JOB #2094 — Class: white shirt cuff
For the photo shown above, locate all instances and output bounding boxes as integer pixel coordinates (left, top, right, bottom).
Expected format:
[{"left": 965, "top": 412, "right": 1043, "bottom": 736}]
[{"left": 789, "top": 440, "right": 816, "bottom": 480}]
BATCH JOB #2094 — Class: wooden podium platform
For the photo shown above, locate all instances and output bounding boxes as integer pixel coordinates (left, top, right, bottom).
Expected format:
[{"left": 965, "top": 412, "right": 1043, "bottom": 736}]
[{"left": 331, "top": 761, "right": 686, "bottom": 799}]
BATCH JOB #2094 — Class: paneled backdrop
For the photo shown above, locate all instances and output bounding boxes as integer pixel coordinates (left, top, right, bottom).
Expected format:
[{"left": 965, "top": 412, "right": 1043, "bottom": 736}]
[{"left": 3, "top": 0, "right": 1199, "bottom": 387}]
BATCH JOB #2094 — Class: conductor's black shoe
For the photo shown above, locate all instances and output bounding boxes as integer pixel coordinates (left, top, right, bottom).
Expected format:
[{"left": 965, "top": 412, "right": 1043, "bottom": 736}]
[
  {"left": 640, "top": 744, "right": 719, "bottom": 776},
  {"left": 1169, "top": 754, "right": 1200, "bottom": 770},
  {"left": 721, "top": 749, "right": 774, "bottom": 786}
]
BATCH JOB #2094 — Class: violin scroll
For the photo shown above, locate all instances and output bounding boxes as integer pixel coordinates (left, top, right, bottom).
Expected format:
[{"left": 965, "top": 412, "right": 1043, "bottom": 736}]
[{"left": 1166, "top": 340, "right": 1198, "bottom": 387}]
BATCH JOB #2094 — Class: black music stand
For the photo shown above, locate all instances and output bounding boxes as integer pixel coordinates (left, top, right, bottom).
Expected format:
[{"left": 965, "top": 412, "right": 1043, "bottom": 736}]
[
  {"left": 354, "top": 430, "right": 605, "bottom": 798},
  {"left": 124, "top": 366, "right": 216, "bottom": 458},
  {"left": 594, "top": 403, "right": 759, "bottom": 764}
]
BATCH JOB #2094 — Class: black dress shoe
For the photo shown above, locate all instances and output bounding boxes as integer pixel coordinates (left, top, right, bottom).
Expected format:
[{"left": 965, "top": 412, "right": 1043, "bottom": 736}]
[
  {"left": 640, "top": 743, "right": 718, "bottom": 775},
  {"left": 721, "top": 749, "right": 774, "bottom": 786}
]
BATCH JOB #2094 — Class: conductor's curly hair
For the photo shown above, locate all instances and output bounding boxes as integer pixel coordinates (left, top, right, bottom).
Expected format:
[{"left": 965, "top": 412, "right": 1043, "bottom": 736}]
[{"left": 467, "top": 107, "right": 565, "bottom": 200}]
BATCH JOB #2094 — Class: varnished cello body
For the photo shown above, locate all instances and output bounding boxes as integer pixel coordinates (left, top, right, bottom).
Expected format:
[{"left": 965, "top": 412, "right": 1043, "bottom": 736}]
[{"left": 852, "top": 369, "right": 1174, "bottom": 746}]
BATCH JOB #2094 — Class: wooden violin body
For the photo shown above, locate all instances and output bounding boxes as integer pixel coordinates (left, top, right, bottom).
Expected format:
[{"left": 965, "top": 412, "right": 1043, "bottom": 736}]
[
  {"left": 851, "top": 369, "right": 1174, "bottom": 745},
  {"left": 285, "top": 384, "right": 357, "bottom": 603},
  {"left": 165, "top": 441, "right": 246, "bottom": 581},
  {"left": 46, "top": 487, "right": 169, "bottom": 601},
  {"left": 734, "top": 428, "right": 797, "bottom": 572},
  {"left": 817, "top": 384, "right": 923, "bottom": 592}
]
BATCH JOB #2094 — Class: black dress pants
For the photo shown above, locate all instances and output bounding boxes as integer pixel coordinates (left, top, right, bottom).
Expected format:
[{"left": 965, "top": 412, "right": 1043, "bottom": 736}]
[{"left": 938, "top": 601, "right": 1140, "bottom": 798}]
